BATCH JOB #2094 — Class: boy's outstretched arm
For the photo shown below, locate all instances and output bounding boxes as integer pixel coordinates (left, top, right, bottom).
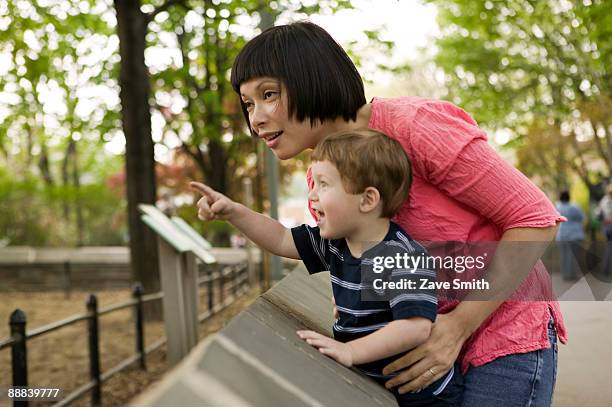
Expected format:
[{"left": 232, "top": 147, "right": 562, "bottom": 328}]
[
  {"left": 297, "top": 317, "right": 431, "bottom": 367},
  {"left": 190, "top": 181, "right": 300, "bottom": 259}
]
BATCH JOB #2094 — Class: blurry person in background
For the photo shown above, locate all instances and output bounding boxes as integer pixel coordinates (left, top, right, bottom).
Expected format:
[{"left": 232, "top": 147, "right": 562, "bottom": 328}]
[
  {"left": 555, "top": 191, "right": 585, "bottom": 281},
  {"left": 597, "top": 184, "right": 612, "bottom": 275}
]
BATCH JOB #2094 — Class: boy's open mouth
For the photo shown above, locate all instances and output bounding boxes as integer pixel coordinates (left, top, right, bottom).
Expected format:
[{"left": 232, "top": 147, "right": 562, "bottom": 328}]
[{"left": 313, "top": 208, "right": 325, "bottom": 223}]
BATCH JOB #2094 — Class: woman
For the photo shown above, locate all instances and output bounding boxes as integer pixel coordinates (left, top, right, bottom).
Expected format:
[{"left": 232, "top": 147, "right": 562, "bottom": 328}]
[{"left": 231, "top": 21, "right": 566, "bottom": 406}]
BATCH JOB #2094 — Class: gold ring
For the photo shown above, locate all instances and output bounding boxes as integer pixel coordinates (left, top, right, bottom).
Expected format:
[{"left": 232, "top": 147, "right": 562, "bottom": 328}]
[{"left": 428, "top": 368, "right": 436, "bottom": 376}]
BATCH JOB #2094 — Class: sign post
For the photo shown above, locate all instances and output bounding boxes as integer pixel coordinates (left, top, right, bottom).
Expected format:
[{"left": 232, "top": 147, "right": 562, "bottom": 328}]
[{"left": 139, "top": 204, "right": 216, "bottom": 365}]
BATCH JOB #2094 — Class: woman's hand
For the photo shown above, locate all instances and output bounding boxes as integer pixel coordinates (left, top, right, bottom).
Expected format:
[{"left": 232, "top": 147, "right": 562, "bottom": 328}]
[
  {"left": 382, "top": 313, "right": 467, "bottom": 394},
  {"left": 190, "top": 182, "right": 238, "bottom": 221},
  {"left": 297, "top": 330, "right": 353, "bottom": 367}
]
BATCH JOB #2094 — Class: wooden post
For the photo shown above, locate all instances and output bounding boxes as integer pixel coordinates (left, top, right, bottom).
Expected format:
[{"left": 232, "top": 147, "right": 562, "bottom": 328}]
[
  {"left": 181, "top": 251, "right": 199, "bottom": 350},
  {"left": 242, "top": 178, "right": 257, "bottom": 287},
  {"left": 157, "top": 237, "right": 188, "bottom": 365},
  {"left": 139, "top": 204, "right": 214, "bottom": 365}
]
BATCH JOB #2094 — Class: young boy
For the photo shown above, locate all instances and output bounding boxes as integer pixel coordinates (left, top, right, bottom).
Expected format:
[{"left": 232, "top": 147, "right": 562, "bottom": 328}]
[{"left": 190, "top": 130, "right": 462, "bottom": 406}]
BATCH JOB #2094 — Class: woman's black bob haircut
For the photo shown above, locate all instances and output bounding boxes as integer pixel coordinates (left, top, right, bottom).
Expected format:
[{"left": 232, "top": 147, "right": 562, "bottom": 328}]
[{"left": 230, "top": 21, "right": 366, "bottom": 134}]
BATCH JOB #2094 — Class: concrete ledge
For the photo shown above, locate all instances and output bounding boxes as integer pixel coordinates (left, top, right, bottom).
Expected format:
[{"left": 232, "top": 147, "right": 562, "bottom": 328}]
[{"left": 131, "top": 267, "right": 397, "bottom": 406}]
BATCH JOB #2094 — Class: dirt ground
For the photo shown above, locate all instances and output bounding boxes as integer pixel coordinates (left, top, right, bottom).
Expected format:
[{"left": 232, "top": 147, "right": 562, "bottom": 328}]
[{"left": 0, "top": 285, "right": 261, "bottom": 406}]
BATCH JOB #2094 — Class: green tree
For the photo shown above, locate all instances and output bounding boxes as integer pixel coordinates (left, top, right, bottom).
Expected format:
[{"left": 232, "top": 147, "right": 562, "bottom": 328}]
[
  {"left": 112, "top": 0, "right": 355, "bottom": 292},
  {"left": 0, "top": 0, "right": 405, "bottom": 266},
  {"left": 148, "top": 0, "right": 358, "bottom": 191},
  {"left": 428, "top": 0, "right": 611, "bottom": 192},
  {"left": 0, "top": 1, "right": 123, "bottom": 245}
]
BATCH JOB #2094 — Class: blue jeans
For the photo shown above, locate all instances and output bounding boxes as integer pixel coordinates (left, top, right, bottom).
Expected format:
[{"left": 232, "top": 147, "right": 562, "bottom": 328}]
[
  {"left": 461, "top": 317, "right": 558, "bottom": 407},
  {"left": 392, "top": 364, "right": 464, "bottom": 406}
]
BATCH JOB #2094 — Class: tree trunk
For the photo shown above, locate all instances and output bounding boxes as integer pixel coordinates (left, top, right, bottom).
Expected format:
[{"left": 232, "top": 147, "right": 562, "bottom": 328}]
[
  {"left": 207, "top": 140, "right": 227, "bottom": 193},
  {"left": 38, "top": 142, "right": 54, "bottom": 186},
  {"left": 208, "top": 140, "right": 230, "bottom": 245},
  {"left": 62, "top": 140, "right": 75, "bottom": 220},
  {"left": 72, "top": 141, "right": 84, "bottom": 246},
  {"left": 114, "top": 0, "right": 161, "bottom": 316}
]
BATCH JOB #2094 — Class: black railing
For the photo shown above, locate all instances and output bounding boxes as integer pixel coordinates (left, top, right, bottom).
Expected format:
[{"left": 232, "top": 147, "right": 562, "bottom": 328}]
[{"left": 0, "top": 262, "right": 250, "bottom": 407}]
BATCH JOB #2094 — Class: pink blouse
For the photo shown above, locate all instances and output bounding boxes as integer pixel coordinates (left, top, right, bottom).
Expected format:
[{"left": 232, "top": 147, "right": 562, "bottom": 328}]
[{"left": 306, "top": 96, "right": 567, "bottom": 374}]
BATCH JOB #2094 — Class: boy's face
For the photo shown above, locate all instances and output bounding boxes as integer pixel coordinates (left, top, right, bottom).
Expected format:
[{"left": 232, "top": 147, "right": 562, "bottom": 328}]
[{"left": 309, "top": 160, "right": 362, "bottom": 239}]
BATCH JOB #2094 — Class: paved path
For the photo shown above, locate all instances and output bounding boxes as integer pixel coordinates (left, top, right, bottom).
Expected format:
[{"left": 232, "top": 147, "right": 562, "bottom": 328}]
[{"left": 554, "top": 272, "right": 612, "bottom": 406}]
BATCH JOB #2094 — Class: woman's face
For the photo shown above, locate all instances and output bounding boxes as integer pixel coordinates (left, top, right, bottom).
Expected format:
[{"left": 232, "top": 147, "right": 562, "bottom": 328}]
[{"left": 239, "top": 76, "right": 325, "bottom": 160}]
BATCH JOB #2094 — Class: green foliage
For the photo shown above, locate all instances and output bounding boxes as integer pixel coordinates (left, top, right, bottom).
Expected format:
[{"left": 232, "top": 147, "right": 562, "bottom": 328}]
[
  {"left": 0, "top": 167, "right": 126, "bottom": 246},
  {"left": 0, "top": 1, "right": 125, "bottom": 246},
  {"left": 0, "top": 1, "right": 120, "bottom": 167},
  {"left": 0, "top": 172, "right": 47, "bottom": 245},
  {"left": 142, "top": 0, "right": 396, "bottom": 247},
  {"left": 427, "top": 0, "right": 611, "bottom": 193},
  {"left": 175, "top": 204, "right": 235, "bottom": 247},
  {"left": 0, "top": 0, "right": 401, "bottom": 247}
]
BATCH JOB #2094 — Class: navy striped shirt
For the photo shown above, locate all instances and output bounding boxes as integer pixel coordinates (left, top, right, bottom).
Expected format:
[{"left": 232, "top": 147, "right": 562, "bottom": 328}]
[{"left": 291, "top": 221, "right": 442, "bottom": 381}]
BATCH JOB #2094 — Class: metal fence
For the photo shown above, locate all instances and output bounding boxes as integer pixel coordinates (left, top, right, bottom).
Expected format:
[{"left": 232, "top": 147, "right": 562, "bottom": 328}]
[{"left": 0, "top": 262, "right": 250, "bottom": 407}]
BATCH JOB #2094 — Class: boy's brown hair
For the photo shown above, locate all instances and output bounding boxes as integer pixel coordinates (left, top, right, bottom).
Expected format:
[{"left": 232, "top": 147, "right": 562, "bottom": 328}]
[{"left": 311, "top": 129, "right": 412, "bottom": 218}]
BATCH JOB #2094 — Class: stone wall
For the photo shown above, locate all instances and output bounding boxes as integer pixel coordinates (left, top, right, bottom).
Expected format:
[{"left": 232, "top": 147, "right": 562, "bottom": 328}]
[{"left": 0, "top": 247, "right": 263, "bottom": 291}]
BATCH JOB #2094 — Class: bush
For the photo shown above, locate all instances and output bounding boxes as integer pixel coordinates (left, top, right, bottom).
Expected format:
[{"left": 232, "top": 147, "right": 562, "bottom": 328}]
[
  {"left": 0, "top": 169, "right": 126, "bottom": 246},
  {"left": 176, "top": 205, "right": 234, "bottom": 247}
]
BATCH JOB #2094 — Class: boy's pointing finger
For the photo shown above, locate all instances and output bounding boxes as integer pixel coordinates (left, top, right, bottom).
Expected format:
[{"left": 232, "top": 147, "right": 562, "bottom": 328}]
[{"left": 190, "top": 181, "right": 214, "bottom": 196}]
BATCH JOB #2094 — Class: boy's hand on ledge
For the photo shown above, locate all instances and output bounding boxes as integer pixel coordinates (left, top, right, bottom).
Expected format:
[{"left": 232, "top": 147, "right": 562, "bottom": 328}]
[
  {"left": 297, "top": 330, "right": 353, "bottom": 367},
  {"left": 190, "top": 181, "right": 238, "bottom": 221}
]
